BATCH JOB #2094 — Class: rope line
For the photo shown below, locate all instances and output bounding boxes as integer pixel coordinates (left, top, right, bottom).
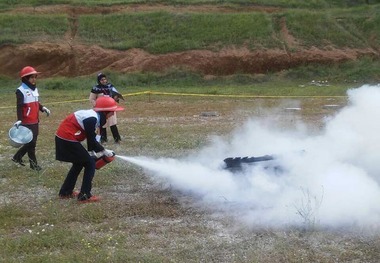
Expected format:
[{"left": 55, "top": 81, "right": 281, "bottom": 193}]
[{"left": 0, "top": 91, "right": 347, "bottom": 109}]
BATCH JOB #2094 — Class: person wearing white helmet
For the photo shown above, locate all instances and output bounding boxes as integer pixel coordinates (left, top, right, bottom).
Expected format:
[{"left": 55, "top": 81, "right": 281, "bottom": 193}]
[
  {"left": 12, "top": 66, "right": 50, "bottom": 171},
  {"left": 55, "top": 96, "right": 124, "bottom": 203}
]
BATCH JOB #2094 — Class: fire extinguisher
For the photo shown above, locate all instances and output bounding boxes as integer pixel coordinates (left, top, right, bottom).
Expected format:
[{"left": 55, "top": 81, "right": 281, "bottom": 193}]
[{"left": 95, "top": 153, "right": 115, "bottom": 170}]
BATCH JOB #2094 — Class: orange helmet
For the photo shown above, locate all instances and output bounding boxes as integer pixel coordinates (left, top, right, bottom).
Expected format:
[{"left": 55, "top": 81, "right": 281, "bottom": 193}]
[
  {"left": 20, "top": 66, "right": 40, "bottom": 78},
  {"left": 93, "top": 96, "right": 124, "bottom": 112}
]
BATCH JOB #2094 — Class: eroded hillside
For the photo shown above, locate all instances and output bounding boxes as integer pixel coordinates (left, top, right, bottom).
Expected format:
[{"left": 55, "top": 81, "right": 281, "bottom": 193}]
[{"left": 0, "top": 4, "right": 378, "bottom": 78}]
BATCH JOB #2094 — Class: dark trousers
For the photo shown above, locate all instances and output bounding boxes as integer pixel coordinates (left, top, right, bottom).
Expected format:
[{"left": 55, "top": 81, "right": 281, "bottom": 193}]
[
  {"left": 13, "top": 123, "right": 38, "bottom": 167},
  {"left": 59, "top": 159, "right": 96, "bottom": 196},
  {"left": 56, "top": 137, "right": 96, "bottom": 197},
  {"left": 100, "top": 125, "right": 121, "bottom": 142}
]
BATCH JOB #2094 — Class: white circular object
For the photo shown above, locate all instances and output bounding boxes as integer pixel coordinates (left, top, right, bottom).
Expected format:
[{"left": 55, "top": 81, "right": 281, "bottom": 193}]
[{"left": 9, "top": 126, "right": 33, "bottom": 148}]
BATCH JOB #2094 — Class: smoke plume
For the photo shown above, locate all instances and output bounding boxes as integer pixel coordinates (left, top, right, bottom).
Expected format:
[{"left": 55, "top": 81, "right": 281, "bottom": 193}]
[{"left": 118, "top": 84, "right": 380, "bottom": 228}]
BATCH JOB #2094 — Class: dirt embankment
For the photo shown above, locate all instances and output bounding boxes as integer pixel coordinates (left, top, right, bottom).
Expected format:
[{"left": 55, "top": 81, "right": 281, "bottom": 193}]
[{"left": 0, "top": 4, "right": 378, "bottom": 78}]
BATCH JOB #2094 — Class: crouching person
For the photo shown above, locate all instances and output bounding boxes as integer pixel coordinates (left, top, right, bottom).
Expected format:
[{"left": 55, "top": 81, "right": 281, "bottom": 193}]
[{"left": 55, "top": 97, "right": 124, "bottom": 203}]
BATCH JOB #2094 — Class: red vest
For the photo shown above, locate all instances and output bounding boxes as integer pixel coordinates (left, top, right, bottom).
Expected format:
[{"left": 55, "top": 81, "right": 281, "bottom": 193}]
[
  {"left": 56, "top": 110, "right": 99, "bottom": 142},
  {"left": 18, "top": 84, "right": 40, "bottom": 125}
]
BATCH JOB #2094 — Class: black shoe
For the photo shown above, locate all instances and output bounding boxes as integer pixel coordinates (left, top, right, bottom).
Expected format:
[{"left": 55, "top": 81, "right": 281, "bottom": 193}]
[
  {"left": 114, "top": 137, "right": 121, "bottom": 144},
  {"left": 30, "top": 164, "right": 42, "bottom": 171},
  {"left": 12, "top": 157, "right": 25, "bottom": 166},
  {"left": 100, "top": 137, "right": 108, "bottom": 143}
]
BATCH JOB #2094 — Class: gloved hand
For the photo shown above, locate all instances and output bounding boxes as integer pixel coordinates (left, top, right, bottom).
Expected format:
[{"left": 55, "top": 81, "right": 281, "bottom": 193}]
[
  {"left": 14, "top": 120, "right": 22, "bottom": 128},
  {"left": 88, "top": 151, "right": 96, "bottom": 157},
  {"left": 42, "top": 106, "right": 50, "bottom": 116},
  {"left": 102, "top": 149, "right": 115, "bottom": 157}
]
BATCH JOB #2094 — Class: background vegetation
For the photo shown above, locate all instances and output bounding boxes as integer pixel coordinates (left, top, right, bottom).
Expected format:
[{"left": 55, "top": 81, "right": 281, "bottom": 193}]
[
  {"left": 1, "top": 0, "right": 379, "bottom": 9},
  {"left": 1, "top": 1, "right": 379, "bottom": 84},
  {"left": 1, "top": 3, "right": 379, "bottom": 52}
]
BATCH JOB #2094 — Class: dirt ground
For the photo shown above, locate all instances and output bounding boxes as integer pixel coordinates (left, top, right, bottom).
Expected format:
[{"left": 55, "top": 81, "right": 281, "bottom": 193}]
[{"left": 1, "top": 4, "right": 378, "bottom": 78}]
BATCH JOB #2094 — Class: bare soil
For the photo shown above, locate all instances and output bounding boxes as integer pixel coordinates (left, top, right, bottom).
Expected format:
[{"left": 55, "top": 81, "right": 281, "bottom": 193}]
[{"left": 1, "top": 4, "right": 379, "bottom": 78}]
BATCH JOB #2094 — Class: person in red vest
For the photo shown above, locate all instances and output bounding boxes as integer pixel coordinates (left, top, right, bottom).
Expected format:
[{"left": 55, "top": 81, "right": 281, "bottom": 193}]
[
  {"left": 12, "top": 66, "right": 50, "bottom": 171},
  {"left": 55, "top": 96, "right": 124, "bottom": 203}
]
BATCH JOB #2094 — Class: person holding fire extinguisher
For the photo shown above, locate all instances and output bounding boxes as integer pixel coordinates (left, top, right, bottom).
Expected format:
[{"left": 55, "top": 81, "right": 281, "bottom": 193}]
[
  {"left": 55, "top": 96, "right": 124, "bottom": 203},
  {"left": 12, "top": 66, "right": 50, "bottom": 171}
]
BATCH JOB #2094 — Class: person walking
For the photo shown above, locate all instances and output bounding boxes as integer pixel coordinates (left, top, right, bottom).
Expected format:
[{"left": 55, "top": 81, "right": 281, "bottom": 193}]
[
  {"left": 12, "top": 66, "right": 50, "bottom": 171},
  {"left": 56, "top": 96, "right": 124, "bottom": 203},
  {"left": 89, "top": 73, "right": 124, "bottom": 143}
]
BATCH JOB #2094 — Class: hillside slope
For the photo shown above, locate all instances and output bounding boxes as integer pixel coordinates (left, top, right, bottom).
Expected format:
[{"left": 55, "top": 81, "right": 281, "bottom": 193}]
[{"left": 0, "top": 4, "right": 379, "bottom": 78}]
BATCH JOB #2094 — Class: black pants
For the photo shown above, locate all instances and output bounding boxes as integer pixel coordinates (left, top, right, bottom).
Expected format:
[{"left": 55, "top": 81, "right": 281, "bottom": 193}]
[
  {"left": 13, "top": 123, "right": 38, "bottom": 167},
  {"left": 59, "top": 160, "right": 96, "bottom": 196},
  {"left": 100, "top": 125, "right": 121, "bottom": 142},
  {"left": 56, "top": 137, "right": 96, "bottom": 197}
]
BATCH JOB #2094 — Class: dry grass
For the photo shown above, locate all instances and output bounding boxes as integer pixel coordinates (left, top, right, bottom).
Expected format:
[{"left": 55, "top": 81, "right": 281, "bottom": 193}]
[{"left": 2, "top": 93, "right": 380, "bottom": 262}]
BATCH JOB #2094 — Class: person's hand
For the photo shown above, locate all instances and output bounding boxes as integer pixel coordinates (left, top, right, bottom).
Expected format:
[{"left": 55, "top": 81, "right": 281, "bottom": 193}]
[
  {"left": 88, "top": 151, "right": 96, "bottom": 157},
  {"left": 14, "top": 120, "right": 22, "bottom": 128},
  {"left": 102, "top": 149, "right": 115, "bottom": 157},
  {"left": 42, "top": 107, "right": 50, "bottom": 116}
]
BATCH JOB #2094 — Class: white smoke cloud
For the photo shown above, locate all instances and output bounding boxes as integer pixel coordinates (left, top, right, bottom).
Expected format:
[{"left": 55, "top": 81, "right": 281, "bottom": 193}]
[{"left": 119, "top": 84, "right": 380, "bottom": 228}]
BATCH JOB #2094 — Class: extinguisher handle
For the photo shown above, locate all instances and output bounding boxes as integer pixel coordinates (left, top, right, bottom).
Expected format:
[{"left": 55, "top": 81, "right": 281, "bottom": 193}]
[{"left": 102, "top": 149, "right": 115, "bottom": 157}]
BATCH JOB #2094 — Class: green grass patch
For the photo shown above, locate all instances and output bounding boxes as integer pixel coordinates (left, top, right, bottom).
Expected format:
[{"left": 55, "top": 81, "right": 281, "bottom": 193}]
[
  {"left": 0, "top": 3, "right": 379, "bottom": 57},
  {"left": 284, "top": 9, "right": 364, "bottom": 48},
  {"left": 0, "top": 14, "right": 68, "bottom": 45},
  {"left": 0, "top": 0, "right": 378, "bottom": 9},
  {"left": 245, "top": 0, "right": 380, "bottom": 8},
  {"left": 78, "top": 11, "right": 277, "bottom": 53},
  {"left": 285, "top": 56, "right": 380, "bottom": 83},
  {"left": 0, "top": 68, "right": 366, "bottom": 110}
]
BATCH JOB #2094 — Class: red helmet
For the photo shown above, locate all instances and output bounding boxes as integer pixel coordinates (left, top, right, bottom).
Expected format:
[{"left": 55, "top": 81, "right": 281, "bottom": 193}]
[
  {"left": 93, "top": 96, "right": 124, "bottom": 112},
  {"left": 20, "top": 66, "right": 40, "bottom": 78}
]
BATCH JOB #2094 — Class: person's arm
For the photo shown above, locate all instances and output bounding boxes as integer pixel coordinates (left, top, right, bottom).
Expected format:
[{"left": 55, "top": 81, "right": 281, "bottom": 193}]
[
  {"left": 83, "top": 117, "right": 104, "bottom": 153},
  {"left": 89, "top": 92, "right": 98, "bottom": 107},
  {"left": 110, "top": 84, "right": 124, "bottom": 102},
  {"left": 15, "top": 89, "right": 24, "bottom": 121}
]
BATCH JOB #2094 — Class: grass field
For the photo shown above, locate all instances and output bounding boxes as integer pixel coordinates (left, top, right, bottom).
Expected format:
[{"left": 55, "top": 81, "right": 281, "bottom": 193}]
[{"left": 3, "top": 84, "right": 380, "bottom": 262}]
